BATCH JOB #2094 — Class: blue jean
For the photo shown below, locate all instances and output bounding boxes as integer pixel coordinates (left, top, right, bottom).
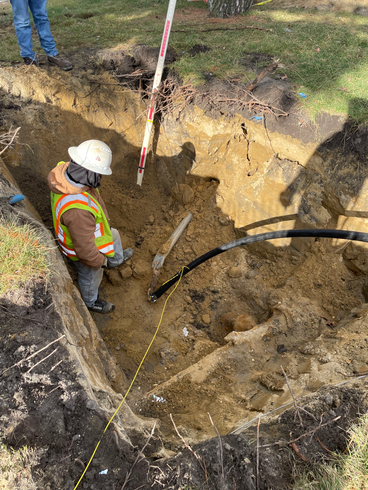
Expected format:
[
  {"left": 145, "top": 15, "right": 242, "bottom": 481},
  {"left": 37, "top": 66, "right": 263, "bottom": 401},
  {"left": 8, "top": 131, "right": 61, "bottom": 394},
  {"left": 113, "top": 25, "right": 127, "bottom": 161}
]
[
  {"left": 10, "top": 0, "right": 58, "bottom": 59},
  {"left": 73, "top": 228, "right": 126, "bottom": 307}
]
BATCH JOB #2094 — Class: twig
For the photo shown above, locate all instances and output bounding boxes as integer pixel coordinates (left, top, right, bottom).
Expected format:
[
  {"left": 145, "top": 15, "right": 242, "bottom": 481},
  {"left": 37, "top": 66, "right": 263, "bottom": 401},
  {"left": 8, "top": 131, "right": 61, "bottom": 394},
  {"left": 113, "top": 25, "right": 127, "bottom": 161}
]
[
  {"left": 0, "top": 335, "right": 65, "bottom": 376},
  {"left": 208, "top": 413, "right": 224, "bottom": 486},
  {"left": 263, "top": 115, "right": 277, "bottom": 155},
  {"left": 317, "top": 436, "right": 336, "bottom": 456},
  {"left": 26, "top": 347, "right": 59, "bottom": 373},
  {"left": 334, "top": 240, "right": 351, "bottom": 254},
  {"left": 81, "top": 84, "right": 100, "bottom": 99},
  {"left": 170, "top": 414, "right": 208, "bottom": 483},
  {"left": 0, "top": 127, "right": 21, "bottom": 155},
  {"left": 281, "top": 365, "right": 317, "bottom": 425},
  {"left": 246, "top": 62, "right": 278, "bottom": 92},
  {"left": 289, "top": 443, "right": 308, "bottom": 462},
  {"left": 281, "top": 365, "right": 303, "bottom": 426},
  {"left": 121, "top": 422, "right": 156, "bottom": 490},
  {"left": 256, "top": 415, "right": 261, "bottom": 490},
  {"left": 342, "top": 433, "right": 355, "bottom": 454},
  {"left": 45, "top": 302, "right": 54, "bottom": 312}
]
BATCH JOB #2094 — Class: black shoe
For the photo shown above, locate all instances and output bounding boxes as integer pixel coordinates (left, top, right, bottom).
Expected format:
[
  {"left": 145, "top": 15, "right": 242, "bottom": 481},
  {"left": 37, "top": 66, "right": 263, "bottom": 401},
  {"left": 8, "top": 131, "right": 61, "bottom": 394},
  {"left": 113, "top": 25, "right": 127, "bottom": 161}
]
[
  {"left": 23, "top": 56, "right": 38, "bottom": 67},
  {"left": 87, "top": 299, "right": 115, "bottom": 314},
  {"left": 48, "top": 54, "right": 73, "bottom": 71},
  {"left": 123, "top": 248, "right": 134, "bottom": 261}
]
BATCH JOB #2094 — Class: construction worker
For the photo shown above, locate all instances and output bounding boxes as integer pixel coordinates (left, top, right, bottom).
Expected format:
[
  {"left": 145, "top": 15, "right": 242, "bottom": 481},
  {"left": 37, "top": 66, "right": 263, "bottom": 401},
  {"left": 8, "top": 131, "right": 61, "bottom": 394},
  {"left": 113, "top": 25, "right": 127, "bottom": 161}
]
[{"left": 48, "top": 140, "right": 133, "bottom": 314}]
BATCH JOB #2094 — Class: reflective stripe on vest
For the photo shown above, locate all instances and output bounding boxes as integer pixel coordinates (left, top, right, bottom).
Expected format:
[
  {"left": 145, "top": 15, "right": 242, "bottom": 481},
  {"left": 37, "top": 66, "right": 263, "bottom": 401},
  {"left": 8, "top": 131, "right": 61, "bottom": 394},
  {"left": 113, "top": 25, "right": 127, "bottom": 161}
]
[
  {"left": 54, "top": 193, "right": 99, "bottom": 258},
  {"left": 53, "top": 192, "right": 113, "bottom": 259},
  {"left": 94, "top": 222, "right": 104, "bottom": 239},
  {"left": 98, "top": 242, "right": 114, "bottom": 255},
  {"left": 55, "top": 193, "right": 99, "bottom": 222}
]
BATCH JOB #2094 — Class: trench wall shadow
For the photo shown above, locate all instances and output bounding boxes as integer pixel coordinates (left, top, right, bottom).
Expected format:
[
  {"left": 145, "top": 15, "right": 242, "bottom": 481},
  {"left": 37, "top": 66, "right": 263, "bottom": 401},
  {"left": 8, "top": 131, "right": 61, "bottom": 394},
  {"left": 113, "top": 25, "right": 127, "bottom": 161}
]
[
  {"left": 2, "top": 102, "right": 197, "bottom": 237},
  {"left": 237, "top": 98, "right": 368, "bottom": 259}
]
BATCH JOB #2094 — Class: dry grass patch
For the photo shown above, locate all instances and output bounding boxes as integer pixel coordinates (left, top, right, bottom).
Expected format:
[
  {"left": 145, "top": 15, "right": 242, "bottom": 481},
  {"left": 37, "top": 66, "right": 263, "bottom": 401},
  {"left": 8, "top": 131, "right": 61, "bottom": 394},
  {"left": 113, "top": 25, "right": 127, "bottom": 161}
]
[{"left": 0, "top": 218, "right": 50, "bottom": 296}]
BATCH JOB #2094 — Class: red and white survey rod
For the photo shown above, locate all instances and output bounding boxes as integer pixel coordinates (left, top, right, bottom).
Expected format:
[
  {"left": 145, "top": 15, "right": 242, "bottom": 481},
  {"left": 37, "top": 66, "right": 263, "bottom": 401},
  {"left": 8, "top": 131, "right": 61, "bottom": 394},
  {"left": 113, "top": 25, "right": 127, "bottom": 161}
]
[{"left": 137, "top": 0, "right": 177, "bottom": 186}]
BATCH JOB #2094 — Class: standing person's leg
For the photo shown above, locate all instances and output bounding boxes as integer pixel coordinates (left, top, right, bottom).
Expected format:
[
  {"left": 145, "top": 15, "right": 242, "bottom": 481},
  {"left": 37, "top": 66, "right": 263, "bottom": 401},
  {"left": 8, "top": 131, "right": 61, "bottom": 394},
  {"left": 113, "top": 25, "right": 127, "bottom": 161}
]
[
  {"left": 107, "top": 228, "right": 134, "bottom": 268},
  {"left": 9, "top": 0, "right": 36, "bottom": 60},
  {"left": 28, "top": 0, "right": 73, "bottom": 70},
  {"left": 73, "top": 261, "right": 103, "bottom": 307},
  {"left": 28, "top": 0, "right": 57, "bottom": 56},
  {"left": 73, "top": 260, "right": 115, "bottom": 313}
]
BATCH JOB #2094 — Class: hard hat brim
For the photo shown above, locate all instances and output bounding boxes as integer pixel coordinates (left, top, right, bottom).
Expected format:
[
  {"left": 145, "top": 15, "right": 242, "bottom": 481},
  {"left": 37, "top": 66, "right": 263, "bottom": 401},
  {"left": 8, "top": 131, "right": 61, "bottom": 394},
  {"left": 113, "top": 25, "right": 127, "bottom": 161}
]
[{"left": 68, "top": 146, "right": 112, "bottom": 175}]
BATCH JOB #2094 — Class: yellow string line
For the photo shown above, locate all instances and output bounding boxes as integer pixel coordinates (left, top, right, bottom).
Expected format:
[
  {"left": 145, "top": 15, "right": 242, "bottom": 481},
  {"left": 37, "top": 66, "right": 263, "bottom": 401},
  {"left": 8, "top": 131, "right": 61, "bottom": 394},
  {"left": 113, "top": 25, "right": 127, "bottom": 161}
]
[
  {"left": 161, "top": 265, "right": 190, "bottom": 287},
  {"left": 73, "top": 267, "right": 186, "bottom": 490},
  {"left": 253, "top": 0, "right": 273, "bottom": 6}
]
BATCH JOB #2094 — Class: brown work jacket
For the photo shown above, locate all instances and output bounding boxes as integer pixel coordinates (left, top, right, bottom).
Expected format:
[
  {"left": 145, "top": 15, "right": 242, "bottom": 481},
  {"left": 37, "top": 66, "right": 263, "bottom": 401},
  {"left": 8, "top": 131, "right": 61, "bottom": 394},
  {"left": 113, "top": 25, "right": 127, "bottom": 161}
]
[{"left": 48, "top": 162, "right": 110, "bottom": 268}]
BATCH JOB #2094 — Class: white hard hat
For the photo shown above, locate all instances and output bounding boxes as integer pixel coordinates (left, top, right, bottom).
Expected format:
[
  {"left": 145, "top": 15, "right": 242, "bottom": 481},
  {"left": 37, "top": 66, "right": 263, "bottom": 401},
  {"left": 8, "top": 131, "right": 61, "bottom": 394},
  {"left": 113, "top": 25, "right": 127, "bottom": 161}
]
[{"left": 68, "top": 140, "right": 113, "bottom": 175}]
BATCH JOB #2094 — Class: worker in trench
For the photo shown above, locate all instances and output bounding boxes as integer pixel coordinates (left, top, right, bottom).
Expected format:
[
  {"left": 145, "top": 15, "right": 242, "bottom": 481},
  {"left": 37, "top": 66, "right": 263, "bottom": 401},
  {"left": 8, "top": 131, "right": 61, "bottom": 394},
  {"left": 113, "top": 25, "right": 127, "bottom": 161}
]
[{"left": 48, "top": 140, "right": 134, "bottom": 314}]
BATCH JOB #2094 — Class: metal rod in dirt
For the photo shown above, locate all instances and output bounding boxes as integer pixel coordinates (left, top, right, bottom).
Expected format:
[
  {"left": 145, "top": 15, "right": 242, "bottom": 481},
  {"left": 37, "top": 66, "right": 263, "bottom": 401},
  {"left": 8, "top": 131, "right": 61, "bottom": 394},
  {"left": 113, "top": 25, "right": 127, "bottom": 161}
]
[
  {"left": 148, "top": 212, "right": 192, "bottom": 299},
  {"left": 137, "top": 0, "right": 177, "bottom": 186}
]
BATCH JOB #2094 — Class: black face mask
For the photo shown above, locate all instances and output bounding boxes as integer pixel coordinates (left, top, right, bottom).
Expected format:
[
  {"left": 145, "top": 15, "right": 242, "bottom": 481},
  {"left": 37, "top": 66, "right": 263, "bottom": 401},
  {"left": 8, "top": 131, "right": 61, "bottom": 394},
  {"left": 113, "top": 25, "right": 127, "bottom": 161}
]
[{"left": 66, "top": 159, "right": 101, "bottom": 188}]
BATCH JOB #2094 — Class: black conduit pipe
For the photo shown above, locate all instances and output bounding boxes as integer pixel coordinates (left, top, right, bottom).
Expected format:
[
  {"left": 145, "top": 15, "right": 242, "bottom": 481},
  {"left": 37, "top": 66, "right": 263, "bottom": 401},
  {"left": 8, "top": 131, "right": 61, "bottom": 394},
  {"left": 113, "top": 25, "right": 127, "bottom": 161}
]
[{"left": 148, "top": 229, "right": 368, "bottom": 302}]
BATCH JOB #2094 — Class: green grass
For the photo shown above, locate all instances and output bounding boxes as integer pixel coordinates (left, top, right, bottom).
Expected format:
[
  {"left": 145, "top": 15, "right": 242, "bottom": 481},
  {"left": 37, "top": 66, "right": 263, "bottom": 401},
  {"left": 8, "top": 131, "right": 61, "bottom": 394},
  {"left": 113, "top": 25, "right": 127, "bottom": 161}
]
[
  {"left": 293, "top": 413, "right": 368, "bottom": 490},
  {"left": 0, "top": 0, "right": 367, "bottom": 120},
  {"left": 0, "top": 218, "right": 50, "bottom": 296}
]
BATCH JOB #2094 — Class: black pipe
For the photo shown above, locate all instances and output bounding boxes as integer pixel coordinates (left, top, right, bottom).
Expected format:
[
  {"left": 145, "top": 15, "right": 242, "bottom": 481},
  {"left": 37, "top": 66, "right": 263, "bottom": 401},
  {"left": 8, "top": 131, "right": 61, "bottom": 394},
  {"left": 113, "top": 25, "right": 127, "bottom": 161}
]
[{"left": 149, "top": 229, "right": 368, "bottom": 302}]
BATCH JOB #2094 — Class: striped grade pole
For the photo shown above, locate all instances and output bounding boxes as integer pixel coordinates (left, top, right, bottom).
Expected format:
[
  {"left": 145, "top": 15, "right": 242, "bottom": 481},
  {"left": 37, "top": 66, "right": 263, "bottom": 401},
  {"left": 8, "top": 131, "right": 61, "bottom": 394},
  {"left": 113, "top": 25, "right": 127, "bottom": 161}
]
[{"left": 137, "top": 0, "right": 177, "bottom": 186}]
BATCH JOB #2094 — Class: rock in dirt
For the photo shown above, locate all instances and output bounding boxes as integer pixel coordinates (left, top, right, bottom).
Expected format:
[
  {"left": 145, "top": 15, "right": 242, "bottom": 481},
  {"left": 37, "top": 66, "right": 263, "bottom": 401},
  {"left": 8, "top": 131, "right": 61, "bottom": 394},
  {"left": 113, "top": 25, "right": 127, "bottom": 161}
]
[
  {"left": 221, "top": 312, "right": 256, "bottom": 332},
  {"left": 120, "top": 267, "right": 133, "bottom": 279},
  {"left": 233, "top": 313, "right": 257, "bottom": 332},
  {"left": 202, "top": 313, "right": 211, "bottom": 324},
  {"left": 105, "top": 269, "right": 123, "bottom": 286},
  {"left": 171, "top": 184, "right": 194, "bottom": 205},
  {"left": 228, "top": 266, "right": 242, "bottom": 278},
  {"left": 132, "top": 259, "right": 151, "bottom": 278}
]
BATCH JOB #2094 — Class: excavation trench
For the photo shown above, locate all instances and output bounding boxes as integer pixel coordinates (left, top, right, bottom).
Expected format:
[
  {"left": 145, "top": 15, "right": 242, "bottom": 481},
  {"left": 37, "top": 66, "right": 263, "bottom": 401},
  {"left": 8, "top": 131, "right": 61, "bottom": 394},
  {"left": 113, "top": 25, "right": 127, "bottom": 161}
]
[{"left": 1, "top": 66, "right": 368, "bottom": 452}]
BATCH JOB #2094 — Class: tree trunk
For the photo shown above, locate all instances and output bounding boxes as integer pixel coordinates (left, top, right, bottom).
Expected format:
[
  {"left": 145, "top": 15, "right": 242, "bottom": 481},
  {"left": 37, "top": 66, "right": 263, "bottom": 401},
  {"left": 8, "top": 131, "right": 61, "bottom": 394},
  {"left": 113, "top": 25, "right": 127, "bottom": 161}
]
[{"left": 208, "top": 0, "right": 253, "bottom": 18}]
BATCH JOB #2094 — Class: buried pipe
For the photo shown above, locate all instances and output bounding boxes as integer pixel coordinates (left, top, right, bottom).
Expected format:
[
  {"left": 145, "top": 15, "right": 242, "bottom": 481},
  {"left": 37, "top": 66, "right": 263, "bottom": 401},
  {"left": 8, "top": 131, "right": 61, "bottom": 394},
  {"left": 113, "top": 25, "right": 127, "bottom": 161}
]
[{"left": 148, "top": 228, "right": 368, "bottom": 302}]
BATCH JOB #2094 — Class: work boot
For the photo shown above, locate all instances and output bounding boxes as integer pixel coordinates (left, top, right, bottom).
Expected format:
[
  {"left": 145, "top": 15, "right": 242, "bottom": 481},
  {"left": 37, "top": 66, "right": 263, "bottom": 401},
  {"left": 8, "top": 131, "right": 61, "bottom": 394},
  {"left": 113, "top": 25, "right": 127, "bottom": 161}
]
[
  {"left": 123, "top": 248, "right": 134, "bottom": 262},
  {"left": 23, "top": 56, "right": 39, "bottom": 67},
  {"left": 48, "top": 54, "right": 73, "bottom": 71},
  {"left": 88, "top": 299, "right": 115, "bottom": 314}
]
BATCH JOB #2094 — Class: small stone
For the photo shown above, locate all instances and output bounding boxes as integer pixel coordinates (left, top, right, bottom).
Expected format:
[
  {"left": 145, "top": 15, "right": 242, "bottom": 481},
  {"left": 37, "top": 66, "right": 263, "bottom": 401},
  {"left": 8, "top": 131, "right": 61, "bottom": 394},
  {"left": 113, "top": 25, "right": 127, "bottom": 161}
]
[
  {"left": 218, "top": 216, "right": 230, "bottom": 226},
  {"left": 119, "top": 267, "right": 133, "bottom": 279},
  {"left": 184, "top": 295, "right": 192, "bottom": 304},
  {"left": 233, "top": 314, "right": 256, "bottom": 332},
  {"left": 172, "top": 184, "right": 194, "bottom": 205},
  {"left": 149, "top": 215, "right": 155, "bottom": 224},
  {"left": 202, "top": 314, "right": 210, "bottom": 324},
  {"left": 228, "top": 267, "right": 242, "bottom": 278},
  {"left": 132, "top": 259, "right": 151, "bottom": 278},
  {"left": 115, "top": 346, "right": 121, "bottom": 351},
  {"left": 86, "top": 400, "right": 98, "bottom": 411}
]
